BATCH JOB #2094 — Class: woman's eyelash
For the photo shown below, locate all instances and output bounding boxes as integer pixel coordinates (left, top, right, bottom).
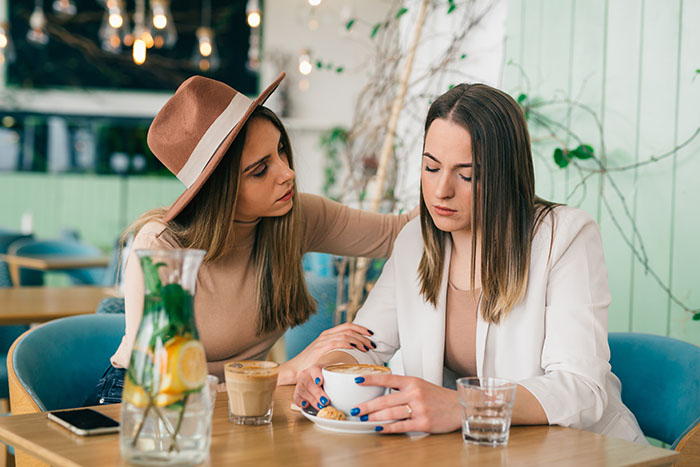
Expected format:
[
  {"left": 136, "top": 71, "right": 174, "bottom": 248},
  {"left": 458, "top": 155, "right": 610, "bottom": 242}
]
[
  {"left": 252, "top": 166, "right": 268, "bottom": 178},
  {"left": 460, "top": 175, "right": 472, "bottom": 182},
  {"left": 424, "top": 166, "right": 438, "bottom": 173}
]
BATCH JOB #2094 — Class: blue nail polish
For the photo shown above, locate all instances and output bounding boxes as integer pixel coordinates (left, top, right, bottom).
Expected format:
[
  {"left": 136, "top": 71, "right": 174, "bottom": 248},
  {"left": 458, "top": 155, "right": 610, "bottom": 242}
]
[
  {"left": 320, "top": 396, "right": 328, "bottom": 406},
  {"left": 350, "top": 408, "right": 360, "bottom": 416},
  {"left": 371, "top": 341, "right": 377, "bottom": 348},
  {"left": 364, "top": 345, "right": 370, "bottom": 351},
  {"left": 314, "top": 377, "right": 321, "bottom": 385},
  {"left": 368, "top": 329, "right": 374, "bottom": 335},
  {"left": 355, "top": 376, "right": 365, "bottom": 384},
  {"left": 360, "top": 415, "right": 369, "bottom": 422},
  {"left": 375, "top": 426, "right": 384, "bottom": 432},
  {"left": 318, "top": 402, "right": 324, "bottom": 410},
  {"left": 301, "top": 401, "right": 307, "bottom": 407}
]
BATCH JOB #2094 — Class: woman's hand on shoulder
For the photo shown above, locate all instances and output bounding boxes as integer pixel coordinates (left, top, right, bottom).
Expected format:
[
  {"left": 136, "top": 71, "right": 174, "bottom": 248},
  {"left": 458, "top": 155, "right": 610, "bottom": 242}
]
[
  {"left": 353, "top": 374, "right": 462, "bottom": 434},
  {"left": 278, "top": 323, "right": 375, "bottom": 385}
]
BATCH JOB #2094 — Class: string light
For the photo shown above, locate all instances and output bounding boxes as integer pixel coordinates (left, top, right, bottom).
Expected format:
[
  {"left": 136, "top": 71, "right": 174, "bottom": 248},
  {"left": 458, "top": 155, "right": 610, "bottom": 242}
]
[
  {"left": 298, "top": 50, "right": 312, "bottom": 75},
  {"left": 0, "top": 22, "right": 16, "bottom": 65},
  {"left": 133, "top": 38, "right": 146, "bottom": 65},
  {"left": 27, "top": 0, "right": 49, "bottom": 46},
  {"left": 246, "top": 0, "right": 261, "bottom": 28},
  {"left": 308, "top": 0, "right": 322, "bottom": 6},
  {"left": 192, "top": 0, "right": 220, "bottom": 72},
  {"left": 150, "top": 0, "right": 177, "bottom": 48},
  {"left": 52, "top": 0, "right": 77, "bottom": 16},
  {"left": 131, "top": 0, "right": 148, "bottom": 64}
]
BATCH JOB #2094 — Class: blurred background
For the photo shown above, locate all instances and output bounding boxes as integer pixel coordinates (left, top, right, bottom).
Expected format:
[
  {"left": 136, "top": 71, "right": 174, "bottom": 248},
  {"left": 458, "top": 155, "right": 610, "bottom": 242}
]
[{"left": 0, "top": 0, "right": 698, "bottom": 345}]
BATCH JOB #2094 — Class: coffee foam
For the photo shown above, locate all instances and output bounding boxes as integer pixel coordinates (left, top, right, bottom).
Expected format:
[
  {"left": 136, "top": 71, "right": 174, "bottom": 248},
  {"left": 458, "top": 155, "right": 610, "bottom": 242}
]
[{"left": 325, "top": 364, "right": 390, "bottom": 375}]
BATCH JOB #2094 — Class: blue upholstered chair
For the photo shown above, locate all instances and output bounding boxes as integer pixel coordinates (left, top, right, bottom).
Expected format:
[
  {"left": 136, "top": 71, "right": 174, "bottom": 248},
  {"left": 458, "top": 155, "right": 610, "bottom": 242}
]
[
  {"left": 284, "top": 272, "right": 342, "bottom": 360},
  {"left": 609, "top": 332, "right": 700, "bottom": 463},
  {"left": 8, "top": 314, "right": 125, "bottom": 412},
  {"left": 7, "top": 237, "right": 107, "bottom": 286}
]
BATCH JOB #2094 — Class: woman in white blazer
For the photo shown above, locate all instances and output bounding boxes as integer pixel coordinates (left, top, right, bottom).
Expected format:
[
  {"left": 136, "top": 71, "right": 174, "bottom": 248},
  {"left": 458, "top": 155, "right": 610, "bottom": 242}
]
[{"left": 293, "top": 83, "right": 646, "bottom": 443}]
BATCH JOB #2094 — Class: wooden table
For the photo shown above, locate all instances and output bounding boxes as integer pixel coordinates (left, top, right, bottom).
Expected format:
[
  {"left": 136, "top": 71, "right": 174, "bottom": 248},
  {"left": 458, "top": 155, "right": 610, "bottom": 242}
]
[
  {"left": 0, "top": 386, "right": 679, "bottom": 466},
  {"left": 0, "top": 254, "right": 110, "bottom": 287},
  {"left": 0, "top": 286, "right": 111, "bottom": 325}
]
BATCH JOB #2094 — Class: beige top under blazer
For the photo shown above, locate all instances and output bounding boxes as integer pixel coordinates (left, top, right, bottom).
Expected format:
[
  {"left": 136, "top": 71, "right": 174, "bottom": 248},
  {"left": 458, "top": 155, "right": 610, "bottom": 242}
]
[{"left": 343, "top": 206, "right": 647, "bottom": 443}]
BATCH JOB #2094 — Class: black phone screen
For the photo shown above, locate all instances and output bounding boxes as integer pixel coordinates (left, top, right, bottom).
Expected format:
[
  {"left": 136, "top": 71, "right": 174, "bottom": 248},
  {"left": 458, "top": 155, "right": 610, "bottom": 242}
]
[{"left": 49, "top": 409, "right": 119, "bottom": 430}]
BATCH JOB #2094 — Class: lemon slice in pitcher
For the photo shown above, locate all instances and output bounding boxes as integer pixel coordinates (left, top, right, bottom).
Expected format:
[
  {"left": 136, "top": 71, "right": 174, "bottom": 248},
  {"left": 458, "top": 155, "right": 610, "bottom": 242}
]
[
  {"left": 158, "top": 337, "right": 207, "bottom": 395},
  {"left": 123, "top": 377, "right": 149, "bottom": 408}
]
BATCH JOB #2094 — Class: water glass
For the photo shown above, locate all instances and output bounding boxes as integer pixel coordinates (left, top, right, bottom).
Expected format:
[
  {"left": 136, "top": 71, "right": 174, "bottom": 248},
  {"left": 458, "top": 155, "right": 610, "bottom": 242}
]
[{"left": 456, "top": 377, "right": 517, "bottom": 446}]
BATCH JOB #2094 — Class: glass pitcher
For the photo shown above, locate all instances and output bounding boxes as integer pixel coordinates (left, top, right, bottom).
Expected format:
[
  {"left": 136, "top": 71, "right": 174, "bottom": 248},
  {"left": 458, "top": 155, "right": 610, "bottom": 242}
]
[{"left": 119, "top": 249, "right": 210, "bottom": 466}]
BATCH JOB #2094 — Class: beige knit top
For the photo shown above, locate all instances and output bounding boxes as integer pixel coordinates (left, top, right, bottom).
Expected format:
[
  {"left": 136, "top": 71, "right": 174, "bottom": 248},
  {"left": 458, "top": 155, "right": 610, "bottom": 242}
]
[
  {"left": 444, "top": 282, "right": 481, "bottom": 378},
  {"left": 111, "top": 193, "right": 411, "bottom": 378}
]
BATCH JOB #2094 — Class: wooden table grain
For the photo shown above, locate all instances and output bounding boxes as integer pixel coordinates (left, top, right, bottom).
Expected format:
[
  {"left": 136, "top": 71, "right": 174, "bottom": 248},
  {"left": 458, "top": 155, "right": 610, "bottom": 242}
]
[
  {"left": 0, "top": 386, "right": 679, "bottom": 466},
  {"left": 0, "top": 286, "right": 110, "bottom": 324},
  {"left": 0, "top": 254, "right": 110, "bottom": 287}
]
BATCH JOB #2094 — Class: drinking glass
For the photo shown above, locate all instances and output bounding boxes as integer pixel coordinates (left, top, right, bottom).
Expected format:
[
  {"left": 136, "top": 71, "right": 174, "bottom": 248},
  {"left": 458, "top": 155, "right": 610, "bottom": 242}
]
[
  {"left": 456, "top": 377, "right": 517, "bottom": 446},
  {"left": 224, "top": 361, "right": 279, "bottom": 425}
]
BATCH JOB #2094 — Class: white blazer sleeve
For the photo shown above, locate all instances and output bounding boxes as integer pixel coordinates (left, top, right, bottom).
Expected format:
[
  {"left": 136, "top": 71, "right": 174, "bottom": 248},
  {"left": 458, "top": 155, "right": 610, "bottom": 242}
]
[
  {"left": 518, "top": 212, "right": 612, "bottom": 429},
  {"left": 335, "top": 254, "right": 401, "bottom": 365}
]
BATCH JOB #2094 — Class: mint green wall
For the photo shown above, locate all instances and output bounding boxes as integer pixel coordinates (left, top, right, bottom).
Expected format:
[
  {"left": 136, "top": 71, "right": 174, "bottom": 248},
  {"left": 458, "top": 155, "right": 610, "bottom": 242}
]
[
  {"left": 0, "top": 173, "right": 182, "bottom": 252},
  {"left": 504, "top": 0, "right": 700, "bottom": 344}
]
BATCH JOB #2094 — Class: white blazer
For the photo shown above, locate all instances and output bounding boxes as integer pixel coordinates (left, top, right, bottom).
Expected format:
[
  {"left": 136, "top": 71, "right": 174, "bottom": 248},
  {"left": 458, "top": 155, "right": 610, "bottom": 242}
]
[{"left": 344, "top": 206, "right": 646, "bottom": 443}]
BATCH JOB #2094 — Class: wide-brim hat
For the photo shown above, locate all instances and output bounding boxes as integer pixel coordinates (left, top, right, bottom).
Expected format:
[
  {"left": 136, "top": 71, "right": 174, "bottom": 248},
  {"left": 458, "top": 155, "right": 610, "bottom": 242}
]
[{"left": 147, "top": 72, "right": 286, "bottom": 222}]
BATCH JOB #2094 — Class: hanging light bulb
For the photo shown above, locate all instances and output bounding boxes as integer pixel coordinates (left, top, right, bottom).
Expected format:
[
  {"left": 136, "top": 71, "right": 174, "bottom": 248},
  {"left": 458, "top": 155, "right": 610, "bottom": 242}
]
[
  {"left": 0, "top": 22, "right": 16, "bottom": 65},
  {"left": 133, "top": 38, "right": 146, "bottom": 65},
  {"left": 247, "top": 27, "right": 260, "bottom": 71},
  {"left": 99, "top": 0, "right": 130, "bottom": 53},
  {"left": 27, "top": 0, "right": 49, "bottom": 46},
  {"left": 246, "top": 0, "right": 261, "bottom": 28},
  {"left": 131, "top": 0, "right": 149, "bottom": 64},
  {"left": 52, "top": 0, "right": 77, "bottom": 16},
  {"left": 150, "top": 0, "right": 177, "bottom": 49},
  {"left": 308, "top": 0, "right": 322, "bottom": 6},
  {"left": 298, "top": 50, "right": 312, "bottom": 75},
  {"left": 192, "top": 0, "right": 219, "bottom": 72}
]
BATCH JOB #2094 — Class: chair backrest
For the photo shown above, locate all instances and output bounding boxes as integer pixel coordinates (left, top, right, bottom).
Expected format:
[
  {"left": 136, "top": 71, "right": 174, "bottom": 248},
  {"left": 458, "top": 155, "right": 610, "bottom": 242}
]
[
  {"left": 8, "top": 314, "right": 125, "bottom": 412},
  {"left": 8, "top": 238, "right": 106, "bottom": 286},
  {"left": 0, "top": 231, "right": 33, "bottom": 287},
  {"left": 609, "top": 332, "right": 700, "bottom": 447}
]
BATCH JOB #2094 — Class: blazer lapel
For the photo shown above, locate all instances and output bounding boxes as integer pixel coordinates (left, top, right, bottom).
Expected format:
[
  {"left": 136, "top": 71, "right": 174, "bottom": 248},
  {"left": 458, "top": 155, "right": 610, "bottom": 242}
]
[{"left": 420, "top": 239, "right": 451, "bottom": 386}]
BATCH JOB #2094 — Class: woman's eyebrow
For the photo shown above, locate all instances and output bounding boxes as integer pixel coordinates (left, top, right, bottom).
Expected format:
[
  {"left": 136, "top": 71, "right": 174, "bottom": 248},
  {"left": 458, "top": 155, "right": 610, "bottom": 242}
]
[
  {"left": 243, "top": 155, "right": 270, "bottom": 173},
  {"left": 422, "top": 152, "right": 472, "bottom": 168}
]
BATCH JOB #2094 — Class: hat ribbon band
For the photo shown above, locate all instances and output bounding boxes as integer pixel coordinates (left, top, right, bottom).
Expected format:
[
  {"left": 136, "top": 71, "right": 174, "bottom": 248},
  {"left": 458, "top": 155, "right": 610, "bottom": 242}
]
[{"left": 176, "top": 91, "right": 254, "bottom": 188}]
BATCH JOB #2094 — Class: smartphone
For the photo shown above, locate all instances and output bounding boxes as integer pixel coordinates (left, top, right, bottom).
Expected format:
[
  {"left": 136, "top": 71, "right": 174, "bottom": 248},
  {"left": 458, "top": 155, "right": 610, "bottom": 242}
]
[{"left": 47, "top": 408, "right": 120, "bottom": 436}]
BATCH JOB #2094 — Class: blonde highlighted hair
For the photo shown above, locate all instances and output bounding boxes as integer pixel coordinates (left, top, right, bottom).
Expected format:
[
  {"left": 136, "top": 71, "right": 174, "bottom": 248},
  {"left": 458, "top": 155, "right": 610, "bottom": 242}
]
[
  {"left": 124, "top": 106, "right": 315, "bottom": 334},
  {"left": 418, "top": 84, "right": 557, "bottom": 324}
]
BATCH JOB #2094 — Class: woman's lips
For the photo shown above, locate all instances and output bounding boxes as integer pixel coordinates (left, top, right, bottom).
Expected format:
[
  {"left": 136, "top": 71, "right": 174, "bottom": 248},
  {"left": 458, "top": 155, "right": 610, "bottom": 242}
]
[
  {"left": 278, "top": 188, "right": 294, "bottom": 202},
  {"left": 434, "top": 205, "right": 456, "bottom": 216}
]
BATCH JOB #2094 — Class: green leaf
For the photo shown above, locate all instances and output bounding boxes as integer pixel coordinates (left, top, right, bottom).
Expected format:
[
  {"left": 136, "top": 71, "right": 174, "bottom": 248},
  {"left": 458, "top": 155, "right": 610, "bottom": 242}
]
[
  {"left": 345, "top": 19, "right": 355, "bottom": 31},
  {"left": 395, "top": 7, "right": 408, "bottom": 19},
  {"left": 447, "top": 4, "right": 457, "bottom": 14},
  {"left": 553, "top": 148, "right": 569, "bottom": 168},
  {"left": 693, "top": 313, "right": 700, "bottom": 321},
  {"left": 371, "top": 23, "right": 381, "bottom": 39},
  {"left": 572, "top": 144, "right": 594, "bottom": 159},
  {"left": 517, "top": 93, "right": 527, "bottom": 103},
  {"left": 140, "top": 257, "right": 166, "bottom": 295}
]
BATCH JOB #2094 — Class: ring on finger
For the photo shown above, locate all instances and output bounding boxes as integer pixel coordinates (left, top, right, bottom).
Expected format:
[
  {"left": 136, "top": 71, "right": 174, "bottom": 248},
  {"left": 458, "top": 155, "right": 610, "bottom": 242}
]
[{"left": 405, "top": 404, "right": 412, "bottom": 419}]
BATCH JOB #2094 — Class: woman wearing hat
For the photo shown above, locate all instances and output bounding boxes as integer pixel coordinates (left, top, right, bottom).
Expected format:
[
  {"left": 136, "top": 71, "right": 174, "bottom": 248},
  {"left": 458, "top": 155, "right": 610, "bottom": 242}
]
[{"left": 92, "top": 73, "right": 414, "bottom": 404}]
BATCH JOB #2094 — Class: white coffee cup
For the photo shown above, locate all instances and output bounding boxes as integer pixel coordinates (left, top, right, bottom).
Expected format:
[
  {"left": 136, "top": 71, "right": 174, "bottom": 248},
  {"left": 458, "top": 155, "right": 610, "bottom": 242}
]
[{"left": 321, "top": 363, "right": 391, "bottom": 419}]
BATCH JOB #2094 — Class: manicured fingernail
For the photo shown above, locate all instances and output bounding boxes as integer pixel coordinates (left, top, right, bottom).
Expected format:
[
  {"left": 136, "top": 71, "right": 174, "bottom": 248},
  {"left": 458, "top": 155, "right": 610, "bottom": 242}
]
[
  {"left": 371, "top": 341, "right": 377, "bottom": 348},
  {"left": 360, "top": 414, "right": 369, "bottom": 422},
  {"left": 375, "top": 426, "right": 384, "bottom": 432},
  {"left": 368, "top": 329, "right": 374, "bottom": 335},
  {"left": 320, "top": 396, "right": 328, "bottom": 406},
  {"left": 350, "top": 343, "right": 357, "bottom": 348},
  {"left": 350, "top": 408, "right": 360, "bottom": 416},
  {"left": 318, "top": 402, "right": 324, "bottom": 410},
  {"left": 364, "top": 345, "right": 370, "bottom": 351},
  {"left": 355, "top": 376, "right": 365, "bottom": 384},
  {"left": 314, "top": 377, "right": 321, "bottom": 385},
  {"left": 301, "top": 401, "right": 307, "bottom": 407}
]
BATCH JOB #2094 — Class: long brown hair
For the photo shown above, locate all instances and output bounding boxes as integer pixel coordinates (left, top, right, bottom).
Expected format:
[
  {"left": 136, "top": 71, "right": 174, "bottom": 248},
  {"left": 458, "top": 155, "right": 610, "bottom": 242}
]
[
  {"left": 125, "top": 106, "right": 315, "bottom": 334},
  {"left": 418, "top": 84, "right": 556, "bottom": 323}
]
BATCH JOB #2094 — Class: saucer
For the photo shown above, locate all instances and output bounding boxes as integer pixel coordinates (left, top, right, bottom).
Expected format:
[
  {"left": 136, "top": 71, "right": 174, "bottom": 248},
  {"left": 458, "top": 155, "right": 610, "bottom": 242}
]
[{"left": 301, "top": 406, "right": 396, "bottom": 434}]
